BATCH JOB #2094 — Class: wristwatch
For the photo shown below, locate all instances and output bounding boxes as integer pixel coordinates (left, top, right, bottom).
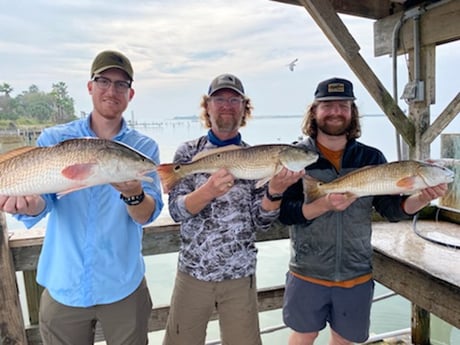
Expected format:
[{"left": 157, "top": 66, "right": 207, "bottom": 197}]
[
  {"left": 120, "top": 190, "right": 145, "bottom": 206},
  {"left": 265, "top": 188, "right": 283, "bottom": 201}
]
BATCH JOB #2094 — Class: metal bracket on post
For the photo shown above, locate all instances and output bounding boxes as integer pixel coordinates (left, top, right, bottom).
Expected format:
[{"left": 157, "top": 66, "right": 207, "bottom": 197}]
[{"left": 401, "top": 80, "right": 425, "bottom": 103}]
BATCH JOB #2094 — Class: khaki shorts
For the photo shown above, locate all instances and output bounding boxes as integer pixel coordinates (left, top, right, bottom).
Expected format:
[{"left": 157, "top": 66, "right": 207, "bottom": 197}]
[
  {"left": 163, "top": 271, "right": 262, "bottom": 345},
  {"left": 39, "top": 278, "right": 152, "bottom": 345}
]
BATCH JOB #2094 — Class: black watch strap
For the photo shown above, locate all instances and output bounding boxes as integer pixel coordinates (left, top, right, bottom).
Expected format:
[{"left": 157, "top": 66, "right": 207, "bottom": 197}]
[
  {"left": 120, "top": 190, "right": 145, "bottom": 206},
  {"left": 265, "top": 188, "right": 283, "bottom": 201}
]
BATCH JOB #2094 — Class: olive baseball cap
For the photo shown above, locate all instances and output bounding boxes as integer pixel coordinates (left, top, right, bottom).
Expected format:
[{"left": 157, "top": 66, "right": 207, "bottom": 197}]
[
  {"left": 90, "top": 50, "right": 134, "bottom": 81},
  {"left": 208, "top": 74, "right": 245, "bottom": 96},
  {"left": 314, "top": 77, "right": 356, "bottom": 101}
]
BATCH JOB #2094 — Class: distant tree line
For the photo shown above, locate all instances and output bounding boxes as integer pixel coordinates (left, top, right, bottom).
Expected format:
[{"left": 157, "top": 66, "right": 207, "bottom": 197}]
[{"left": 0, "top": 82, "right": 77, "bottom": 127}]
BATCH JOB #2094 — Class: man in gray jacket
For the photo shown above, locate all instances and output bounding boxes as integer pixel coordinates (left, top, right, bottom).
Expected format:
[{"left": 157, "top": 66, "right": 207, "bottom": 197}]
[{"left": 279, "top": 77, "right": 447, "bottom": 345}]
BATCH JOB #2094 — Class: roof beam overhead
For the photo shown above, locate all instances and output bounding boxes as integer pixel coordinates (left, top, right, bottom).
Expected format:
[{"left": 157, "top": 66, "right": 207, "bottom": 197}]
[
  {"left": 374, "top": 0, "right": 460, "bottom": 56},
  {"left": 295, "top": 0, "right": 415, "bottom": 147},
  {"left": 270, "top": 0, "right": 404, "bottom": 19}
]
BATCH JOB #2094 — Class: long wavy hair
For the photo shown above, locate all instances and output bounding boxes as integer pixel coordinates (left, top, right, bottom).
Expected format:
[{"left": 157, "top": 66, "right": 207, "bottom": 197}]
[
  {"left": 199, "top": 94, "right": 254, "bottom": 129},
  {"left": 301, "top": 101, "right": 361, "bottom": 140}
]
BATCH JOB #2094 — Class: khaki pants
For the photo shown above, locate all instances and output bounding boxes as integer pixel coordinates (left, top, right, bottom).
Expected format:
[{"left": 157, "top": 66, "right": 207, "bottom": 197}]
[
  {"left": 163, "top": 271, "right": 262, "bottom": 345},
  {"left": 39, "top": 278, "right": 152, "bottom": 345}
]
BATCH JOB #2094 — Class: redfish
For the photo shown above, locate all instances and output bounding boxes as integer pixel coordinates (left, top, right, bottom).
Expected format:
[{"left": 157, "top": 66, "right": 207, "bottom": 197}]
[
  {"left": 303, "top": 160, "right": 454, "bottom": 201},
  {"left": 157, "top": 144, "right": 318, "bottom": 193},
  {"left": 0, "top": 138, "right": 156, "bottom": 197}
]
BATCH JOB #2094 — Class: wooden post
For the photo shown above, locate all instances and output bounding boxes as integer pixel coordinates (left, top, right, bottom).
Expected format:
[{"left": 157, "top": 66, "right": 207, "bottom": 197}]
[
  {"left": 439, "top": 133, "right": 460, "bottom": 210},
  {"left": 412, "top": 304, "right": 430, "bottom": 345},
  {"left": 23, "top": 270, "right": 44, "bottom": 325},
  {"left": 0, "top": 212, "right": 28, "bottom": 344}
]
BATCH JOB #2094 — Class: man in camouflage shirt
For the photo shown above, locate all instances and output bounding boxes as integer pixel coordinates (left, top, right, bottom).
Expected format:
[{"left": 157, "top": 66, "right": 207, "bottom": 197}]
[{"left": 162, "top": 74, "right": 304, "bottom": 345}]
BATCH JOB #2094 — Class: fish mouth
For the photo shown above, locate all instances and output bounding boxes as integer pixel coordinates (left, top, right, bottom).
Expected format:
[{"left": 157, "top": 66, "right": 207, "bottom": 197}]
[{"left": 139, "top": 168, "right": 157, "bottom": 176}]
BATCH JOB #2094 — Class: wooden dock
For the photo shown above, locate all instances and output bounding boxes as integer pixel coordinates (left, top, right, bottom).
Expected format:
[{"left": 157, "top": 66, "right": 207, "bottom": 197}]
[{"left": 1, "top": 207, "right": 459, "bottom": 344}]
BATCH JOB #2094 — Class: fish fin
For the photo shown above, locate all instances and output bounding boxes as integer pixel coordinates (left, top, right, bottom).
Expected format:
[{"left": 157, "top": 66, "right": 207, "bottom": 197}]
[
  {"left": 61, "top": 163, "right": 97, "bottom": 180},
  {"left": 302, "top": 175, "right": 324, "bottom": 201},
  {"left": 255, "top": 177, "right": 271, "bottom": 189},
  {"left": 395, "top": 176, "right": 416, "bottom": 189},
  {"left": 156, "top": 163, "right": 181, "bottom": 193},
  {"left": 0, "top": 146, "right": 39, "bottom": 164},
  {"left": 191, "top": 145, "right": 241, "bottom": 162},
  {"left": 56, "top": 185, "right": 90, "bottom": 198}
]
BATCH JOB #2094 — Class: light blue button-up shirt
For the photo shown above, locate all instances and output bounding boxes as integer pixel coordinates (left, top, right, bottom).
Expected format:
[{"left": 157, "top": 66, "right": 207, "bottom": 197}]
[{"left": 17, "top": 115, "right": 163, "bottom": 307}]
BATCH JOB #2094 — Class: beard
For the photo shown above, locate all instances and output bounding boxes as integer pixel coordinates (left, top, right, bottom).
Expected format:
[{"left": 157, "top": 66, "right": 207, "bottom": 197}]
[
  {"left": 214, "top": 114, "right": 241, "bottom": 132},
  {"left": 316, "top": 115, "right": 351, "bottom": 136}
]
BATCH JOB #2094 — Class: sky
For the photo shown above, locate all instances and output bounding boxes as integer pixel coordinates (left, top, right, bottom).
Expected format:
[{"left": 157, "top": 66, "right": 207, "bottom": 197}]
[{"left": 1, "top": 0, "right": 459, "bottom": 128}]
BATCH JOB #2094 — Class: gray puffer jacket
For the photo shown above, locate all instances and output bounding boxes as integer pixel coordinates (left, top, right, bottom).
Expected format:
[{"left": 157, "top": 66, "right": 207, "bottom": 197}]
[{"left": 279, "top": 137, "right": 411, "bottom": 281}]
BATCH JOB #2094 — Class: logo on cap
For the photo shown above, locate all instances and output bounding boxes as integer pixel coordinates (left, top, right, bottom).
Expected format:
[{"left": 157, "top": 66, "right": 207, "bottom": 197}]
[
  {"left": 314, "top": 77, "right": 355, "bottom": 101},
  {"left": 328, "top": 83, "right": 345, "bottom": 93}
]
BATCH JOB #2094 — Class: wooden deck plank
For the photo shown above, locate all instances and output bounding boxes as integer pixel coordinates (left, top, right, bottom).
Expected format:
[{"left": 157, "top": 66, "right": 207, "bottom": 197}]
[{"left": 372, "top": 220, "right": 460, "bottom": 329}]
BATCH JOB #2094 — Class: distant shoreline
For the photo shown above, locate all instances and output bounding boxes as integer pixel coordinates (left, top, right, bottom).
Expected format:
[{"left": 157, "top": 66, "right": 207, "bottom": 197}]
[{"left": 170, "top": 113, "right": 385, "bottom": 121}]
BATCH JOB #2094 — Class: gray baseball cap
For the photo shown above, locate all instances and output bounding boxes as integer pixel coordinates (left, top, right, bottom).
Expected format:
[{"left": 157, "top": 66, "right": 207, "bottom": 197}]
[{"left": 208, "top": 74, "right": 245, "bottom": 96}]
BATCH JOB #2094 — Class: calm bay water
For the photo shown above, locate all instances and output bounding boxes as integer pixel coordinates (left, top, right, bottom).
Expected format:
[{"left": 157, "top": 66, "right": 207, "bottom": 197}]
[{"left": 11, "top": 115, "right": 459, "bottom": 344}]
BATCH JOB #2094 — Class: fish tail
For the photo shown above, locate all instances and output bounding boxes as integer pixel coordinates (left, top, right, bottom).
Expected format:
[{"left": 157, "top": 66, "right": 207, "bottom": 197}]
[
  {"left": 156, "top": 163, "right": 181, "bottom": 193},
  {"left": 302, "top": 175, "right": 324, "bottom": 201}
]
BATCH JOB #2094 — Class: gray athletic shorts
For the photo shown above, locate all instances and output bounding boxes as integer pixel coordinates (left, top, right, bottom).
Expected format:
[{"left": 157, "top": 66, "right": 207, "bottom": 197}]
[{"left": 282, "top": 272, "right": 374, "bottom": 343}]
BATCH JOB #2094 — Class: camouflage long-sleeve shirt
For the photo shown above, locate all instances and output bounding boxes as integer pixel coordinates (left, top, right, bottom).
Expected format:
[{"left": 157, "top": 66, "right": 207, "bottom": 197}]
[{"left": 168, "top": 136, "right": 280, "bottom": 282}]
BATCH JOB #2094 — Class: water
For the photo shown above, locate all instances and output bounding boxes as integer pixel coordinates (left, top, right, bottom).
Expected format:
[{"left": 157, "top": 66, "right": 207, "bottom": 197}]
[{"left": 10, "top": 115, "right": 460, "bottom": 344}]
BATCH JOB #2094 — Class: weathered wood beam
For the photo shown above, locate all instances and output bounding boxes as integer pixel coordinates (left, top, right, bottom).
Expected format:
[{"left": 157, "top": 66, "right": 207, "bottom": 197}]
[
  {"left": 0, "top": 213, "right": 28, "bottom": 345},
  {"left": 372, "top": 250, "right": 460, "bottom": 329},
  {"left": 12, "top": 222, "right": 291, "bottom": 271},
  {"left": 423, "top": 92, "right": 460, "bottom": 145},
  {"left": 412, "top": 304, "right": 430, "bottom": 345},
  {"left": 374, "top": 0, "right": 460, "bottom": 56},
  {"left": 270, "top": 0, "right": 403, "bottom": 20},
  {"left": 296, "top": 0, "right": 415, "bottom": 147},
  {"left": 406, "top": 44, "right": 435, "bottom": 160}
]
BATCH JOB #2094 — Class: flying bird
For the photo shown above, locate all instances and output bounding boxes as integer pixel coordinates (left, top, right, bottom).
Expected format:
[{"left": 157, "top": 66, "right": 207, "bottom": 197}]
[{"left": 286, "top": 58, "right": 298, "bottom": 71}]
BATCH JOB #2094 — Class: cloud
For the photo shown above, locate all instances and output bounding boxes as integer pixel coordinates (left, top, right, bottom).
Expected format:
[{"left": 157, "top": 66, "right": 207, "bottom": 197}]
[{"left": 0, "top": 0, "right": 458, "bottom": 124}]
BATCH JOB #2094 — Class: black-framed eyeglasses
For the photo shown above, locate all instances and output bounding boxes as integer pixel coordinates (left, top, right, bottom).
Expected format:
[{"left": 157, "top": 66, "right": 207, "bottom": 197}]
[
  {"left": 209, "top": 96, "right": 244, "bottom": 107},
  {"left": 92, "top": 76, "right": 131, "bottom": 93}
]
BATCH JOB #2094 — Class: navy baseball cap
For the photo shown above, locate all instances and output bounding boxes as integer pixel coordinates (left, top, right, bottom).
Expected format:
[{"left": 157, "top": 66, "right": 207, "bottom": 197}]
[{"left": 314, "top": 77, "right": 355, "bottom": 101}]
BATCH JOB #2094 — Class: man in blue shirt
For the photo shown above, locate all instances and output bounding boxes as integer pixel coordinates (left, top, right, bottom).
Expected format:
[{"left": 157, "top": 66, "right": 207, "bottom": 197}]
[{"left": 0, "top": 50, "right": 163, "bottom": 345}]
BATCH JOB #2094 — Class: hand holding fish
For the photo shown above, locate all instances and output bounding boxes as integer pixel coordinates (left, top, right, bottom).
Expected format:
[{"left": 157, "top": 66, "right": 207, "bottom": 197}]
[
  {"left": 325, "top": 193, "right": 358, "bottom": 211},
  {"left": 300, "top": 192, "right": 358, "bottom": 220},
  {"left": 183, "top": 168, "right": 235, "bottom": 215},
  {"left": 206, "top": 168, "right": 235, "bottom": 197},
  {"left": 262, "top": 168, "right": 305, "bottom": 211},
  {"left": 268, "top": 167, "right": 305, "bottom": 195},
  {"left": 0, "top": 195, "right": 45, "bottom": 216},
  {"left": 403, "top": 183, "right": 449, "bottom": 214}
]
